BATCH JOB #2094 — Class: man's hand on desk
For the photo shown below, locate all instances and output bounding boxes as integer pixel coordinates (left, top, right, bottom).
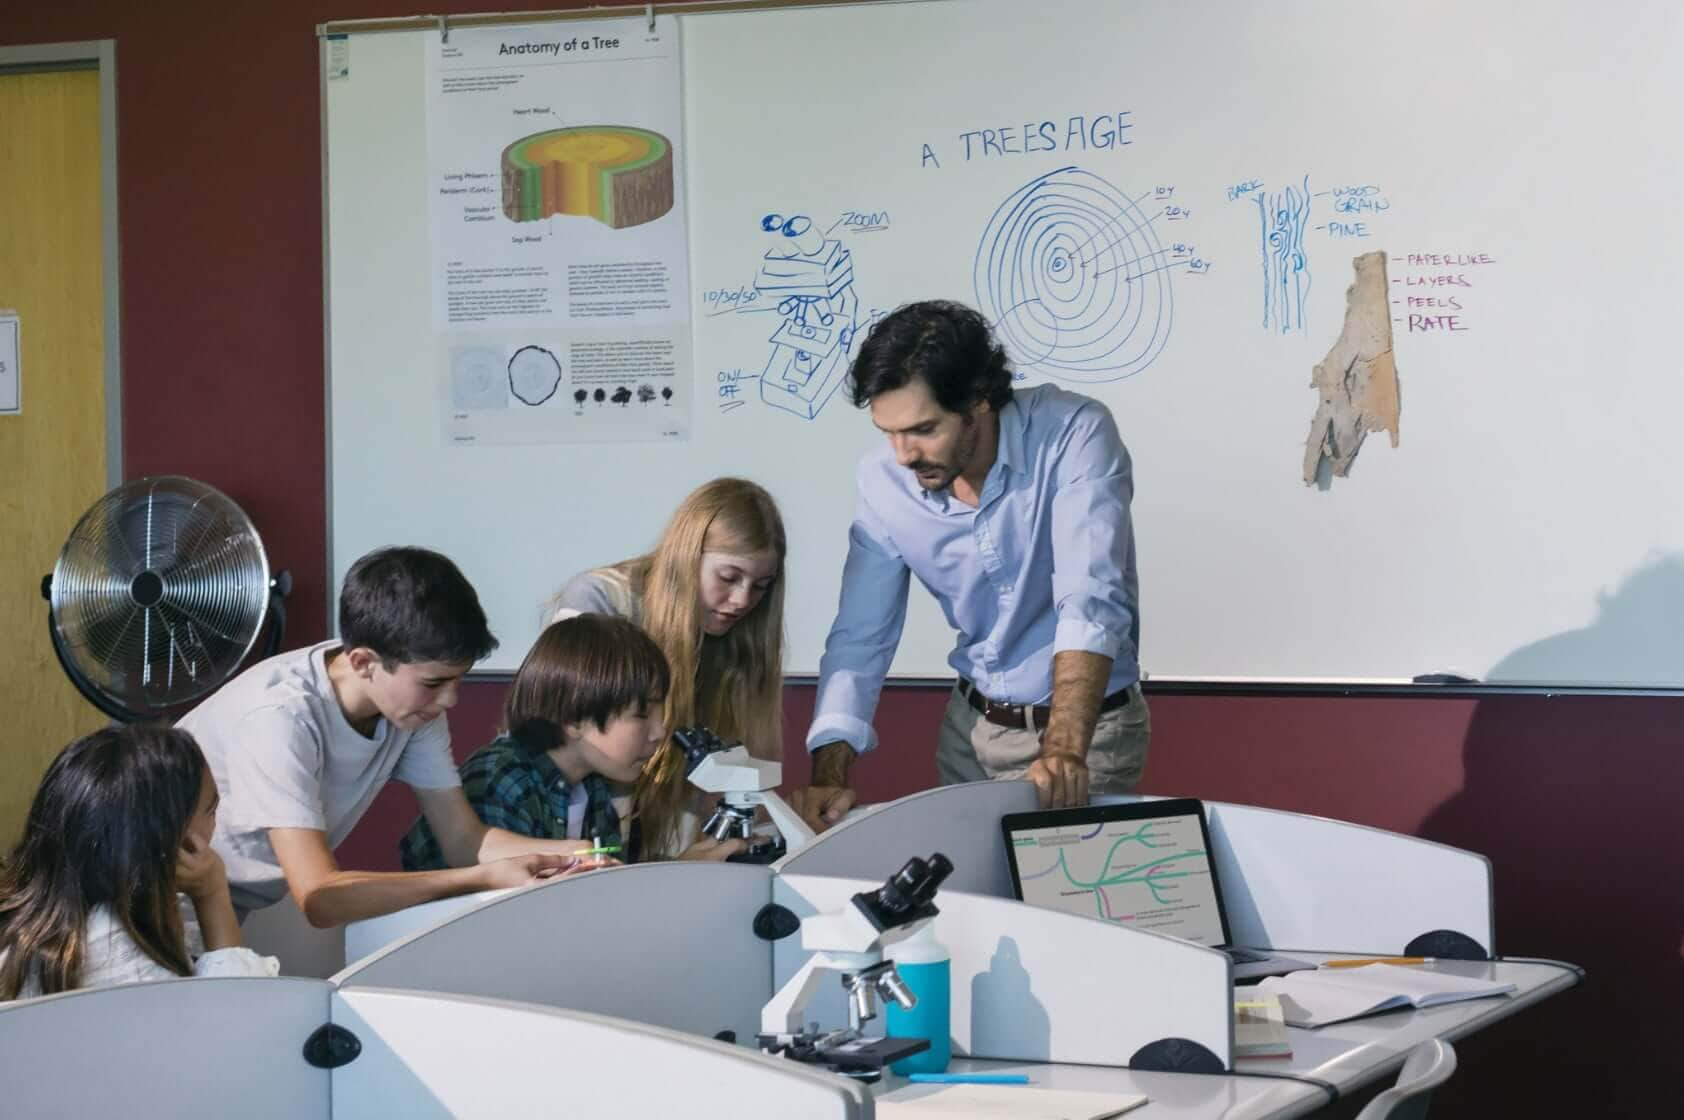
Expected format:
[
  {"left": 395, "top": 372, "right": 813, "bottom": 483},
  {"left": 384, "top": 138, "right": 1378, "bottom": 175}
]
[
  {"left": 1025, "top": 749, "right": 1089, "bottom": 809},
  {"left": 787, "top": 741, "right": 859, "bottom": 833}
]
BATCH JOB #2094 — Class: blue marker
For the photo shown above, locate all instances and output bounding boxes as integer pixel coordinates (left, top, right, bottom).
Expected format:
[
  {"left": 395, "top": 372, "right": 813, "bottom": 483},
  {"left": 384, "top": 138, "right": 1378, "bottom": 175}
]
[{"left": 907, "top": 1073, "right": 1030, "bottom": 1085}]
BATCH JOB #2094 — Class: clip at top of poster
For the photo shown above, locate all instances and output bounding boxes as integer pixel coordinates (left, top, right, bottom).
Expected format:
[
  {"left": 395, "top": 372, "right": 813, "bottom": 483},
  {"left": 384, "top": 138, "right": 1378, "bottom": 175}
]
[
  {"left": 647, "top": 4, "right": 656, "bottom": 31},
  {"left": 439, "top": 14, "right": 450, "bottom": 43}
]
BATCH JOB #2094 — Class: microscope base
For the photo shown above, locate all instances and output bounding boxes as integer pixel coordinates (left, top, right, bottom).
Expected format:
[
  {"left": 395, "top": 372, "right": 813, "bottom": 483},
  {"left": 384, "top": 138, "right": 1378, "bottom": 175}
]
[{"left": 757, "top": 1032, "right": 929, "bottom": 1081}]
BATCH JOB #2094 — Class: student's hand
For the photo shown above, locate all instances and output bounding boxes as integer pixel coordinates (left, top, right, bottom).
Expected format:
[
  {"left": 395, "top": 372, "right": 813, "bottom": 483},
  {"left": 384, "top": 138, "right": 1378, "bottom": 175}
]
[
  {"left": 175, "top": 833, "right": 229, "bottom": 902},
  {"left": 677, "top": 836, "right": 749, "bottom": 862},
  {"left": 548, "top": 854, "right": 620, "bottom": 877},
  {"left": 1026, "top": 751, "right": 1089, "bottom": 809},
  {"left": 479, "top": 852, "right": 597, "bottom": 890},
  {"left": 787, "top": 785, "right": 857, "bottom": 834}
]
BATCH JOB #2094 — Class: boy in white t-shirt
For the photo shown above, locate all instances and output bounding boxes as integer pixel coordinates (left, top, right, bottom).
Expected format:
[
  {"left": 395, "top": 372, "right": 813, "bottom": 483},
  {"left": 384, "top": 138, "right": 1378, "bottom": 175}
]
[{"left": 177, "top": 546, "right": 601, "bottom": 927}]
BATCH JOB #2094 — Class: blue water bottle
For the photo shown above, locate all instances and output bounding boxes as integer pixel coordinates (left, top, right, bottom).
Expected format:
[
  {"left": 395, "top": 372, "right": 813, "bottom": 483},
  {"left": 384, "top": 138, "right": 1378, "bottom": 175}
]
[{"left": 885, "top": 921, "right": 951, "bottom": 1075}]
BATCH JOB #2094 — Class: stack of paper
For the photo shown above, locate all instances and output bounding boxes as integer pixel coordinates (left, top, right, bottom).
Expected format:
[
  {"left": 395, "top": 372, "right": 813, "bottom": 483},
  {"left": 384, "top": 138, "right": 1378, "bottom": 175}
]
[
  {"left": 1234, "top": 991, "right": 1293, "bottom": 1058},
  {"left": 875, "top": 1084, "right": 1148, "bottom": 1119},
  {"left": 1258, "top": 963, "right": 1516, "bottom": 1028}
]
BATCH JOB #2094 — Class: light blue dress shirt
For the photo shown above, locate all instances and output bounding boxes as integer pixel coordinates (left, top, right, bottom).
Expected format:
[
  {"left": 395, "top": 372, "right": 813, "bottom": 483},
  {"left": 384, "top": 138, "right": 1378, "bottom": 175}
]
[{"left": 807, "top": 383, "right": 1140, "bottom": 754}]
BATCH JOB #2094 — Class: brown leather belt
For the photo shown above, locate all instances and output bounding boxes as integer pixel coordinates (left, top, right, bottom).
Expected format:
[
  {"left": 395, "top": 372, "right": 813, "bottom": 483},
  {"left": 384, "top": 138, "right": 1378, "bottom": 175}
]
[{"left": 957, "top": 678, "right": 1132, "bottom": 731}]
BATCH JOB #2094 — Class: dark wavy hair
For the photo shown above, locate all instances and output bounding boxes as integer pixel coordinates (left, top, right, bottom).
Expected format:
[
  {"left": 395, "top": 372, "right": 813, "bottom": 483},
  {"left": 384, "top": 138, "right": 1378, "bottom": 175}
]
[
  {"left": 847, "top": 300, "right": 1015, "bottom": 413},
  {"left": 339, "top": 546, "right": 498, "bottom": 668},
  {"left": 0, "top": 724, "right": 207, "bottom": 999},
  {"left": 504, "top": 614, "right": 672, "bottom": 746}
]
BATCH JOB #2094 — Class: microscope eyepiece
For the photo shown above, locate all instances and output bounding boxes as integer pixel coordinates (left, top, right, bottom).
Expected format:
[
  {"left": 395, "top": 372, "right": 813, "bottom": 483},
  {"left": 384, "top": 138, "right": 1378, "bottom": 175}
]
[
  {"left": 672, "top": 726, "right": 726, "bottom": 774},
  {"left": 867, "top": 852, "right": 954, "bottom": 923},
  {"left": 922, "top": 853, "right": 954, "bottom": 895}
]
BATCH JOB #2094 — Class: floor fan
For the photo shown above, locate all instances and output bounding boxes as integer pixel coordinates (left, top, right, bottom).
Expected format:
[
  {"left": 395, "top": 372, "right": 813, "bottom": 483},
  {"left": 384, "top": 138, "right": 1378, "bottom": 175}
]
[{"left": 41, "top": 475, "right": 290, "bottom": 721}]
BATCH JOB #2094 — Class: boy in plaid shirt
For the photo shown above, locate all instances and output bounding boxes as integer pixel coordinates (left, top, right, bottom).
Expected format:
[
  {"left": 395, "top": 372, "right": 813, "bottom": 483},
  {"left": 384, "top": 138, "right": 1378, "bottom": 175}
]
[{"left": 402, "top": 614, "right": 746, "bottom": 869}]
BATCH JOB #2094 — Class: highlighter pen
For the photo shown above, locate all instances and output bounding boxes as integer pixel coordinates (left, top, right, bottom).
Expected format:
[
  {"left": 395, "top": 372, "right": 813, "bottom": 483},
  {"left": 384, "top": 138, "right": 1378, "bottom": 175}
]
[
  {"left": 1320, "top": 956, "right": 1437, "bottom": 969},
  {"left": 906, "top": 1073, "right": 1030, "bottom": 1085},
  {"left": 572, "top": 845, "right": 622, "bottom": 859}
]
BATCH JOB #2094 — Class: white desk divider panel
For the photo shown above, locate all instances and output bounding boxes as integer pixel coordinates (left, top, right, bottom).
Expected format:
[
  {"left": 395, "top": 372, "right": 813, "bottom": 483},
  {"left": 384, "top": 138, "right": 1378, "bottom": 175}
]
[
  {"left": 331, "top": 988, "right": 869, "bottom": 1120},
  {"left": 333, "top": 862, "right": 775, "bottom": 1042},
  {"left": 778, "top": 780, "right": 1493, "bottom": 958},
  {"left": 778, "top": 780, "right": 1039, "bottom": 895},
  {"left": 1037, "top": 793, "right": 1497, "bottom": 959},
  {"left": 773, "top": 873, "right": 1235, "bottom": 1069},
  {"left": 0, "top": 977, "right": 330, "bottom": 1119},
  {"left": 343, "top": 887, "right": 512, "bottom": 965},
  {"left": 1196, "top": 801, "right": 1494, "bottom": 957},
  {"left": 241, "top": 893, "right": 347, "bottom": 978}
]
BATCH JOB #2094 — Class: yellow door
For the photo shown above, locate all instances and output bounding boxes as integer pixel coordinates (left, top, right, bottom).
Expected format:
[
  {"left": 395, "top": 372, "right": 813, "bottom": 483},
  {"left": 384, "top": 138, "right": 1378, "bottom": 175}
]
[{"left": 0, "top": 66, "right": 109, "bottom": 845}]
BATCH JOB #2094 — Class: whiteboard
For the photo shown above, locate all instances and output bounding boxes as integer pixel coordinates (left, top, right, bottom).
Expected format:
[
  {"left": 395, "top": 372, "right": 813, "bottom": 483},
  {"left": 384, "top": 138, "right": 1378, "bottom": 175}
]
[{"left": 326, "top": 0, "right": 1684, "bottom": 686}]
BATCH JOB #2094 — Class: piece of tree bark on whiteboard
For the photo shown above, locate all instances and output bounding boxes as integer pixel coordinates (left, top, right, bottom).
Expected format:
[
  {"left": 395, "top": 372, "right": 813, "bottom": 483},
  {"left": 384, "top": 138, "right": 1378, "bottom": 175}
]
[{"left": 1303, "top": 251, "right": 1400, "bottom": 483}]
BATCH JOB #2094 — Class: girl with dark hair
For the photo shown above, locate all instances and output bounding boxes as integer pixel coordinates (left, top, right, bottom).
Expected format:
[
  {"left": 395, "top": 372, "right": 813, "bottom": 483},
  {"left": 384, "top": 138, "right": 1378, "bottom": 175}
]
[
  {"left": 0, "top": 724, "right": 276, "bottom": 1000},
  {"left": 400, "top": 613, "right": 745, "bottom": 870}
]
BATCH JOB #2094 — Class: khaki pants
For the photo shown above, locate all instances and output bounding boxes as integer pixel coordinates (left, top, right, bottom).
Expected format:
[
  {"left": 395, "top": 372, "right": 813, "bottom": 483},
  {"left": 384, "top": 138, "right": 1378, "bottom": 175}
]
[{"left": 934, "top": 682, "right": 1150, "bottom": 794}]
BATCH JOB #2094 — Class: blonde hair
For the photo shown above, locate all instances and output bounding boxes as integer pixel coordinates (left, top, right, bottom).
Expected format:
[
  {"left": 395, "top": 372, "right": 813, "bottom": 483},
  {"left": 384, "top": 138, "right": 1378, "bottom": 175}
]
[{"left": 622, "top": 478, "right": 786, "bottom": 857}]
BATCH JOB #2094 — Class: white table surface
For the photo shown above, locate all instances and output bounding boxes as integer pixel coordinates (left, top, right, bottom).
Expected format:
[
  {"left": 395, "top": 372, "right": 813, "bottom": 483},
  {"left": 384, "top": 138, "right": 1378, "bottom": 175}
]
[{"left": 872, "top": 954, "right": 1583, "bottom": 1119}]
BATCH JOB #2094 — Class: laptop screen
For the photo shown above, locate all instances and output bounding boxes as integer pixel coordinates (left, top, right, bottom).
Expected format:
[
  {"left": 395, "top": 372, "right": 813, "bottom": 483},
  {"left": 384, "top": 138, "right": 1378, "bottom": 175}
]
[{"left": 1003, "top": 799, "right": 1231, "bottom": 947}]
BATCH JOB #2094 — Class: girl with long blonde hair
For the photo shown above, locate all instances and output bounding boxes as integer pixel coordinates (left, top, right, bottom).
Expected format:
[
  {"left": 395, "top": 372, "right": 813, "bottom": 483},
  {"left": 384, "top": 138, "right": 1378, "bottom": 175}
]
[{"left": 547, "top": 477, "right": 786, "bottom": 858}]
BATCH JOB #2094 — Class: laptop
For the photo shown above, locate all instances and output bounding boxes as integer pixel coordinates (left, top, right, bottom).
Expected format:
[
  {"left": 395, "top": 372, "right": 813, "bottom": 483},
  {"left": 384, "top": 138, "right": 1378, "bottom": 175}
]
[{"left": 1002, "top": 798, "right": 1315, "bottom": 981}]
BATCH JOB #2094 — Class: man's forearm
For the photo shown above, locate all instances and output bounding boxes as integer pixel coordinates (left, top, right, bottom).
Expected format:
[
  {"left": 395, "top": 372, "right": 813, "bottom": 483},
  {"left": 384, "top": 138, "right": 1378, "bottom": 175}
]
[
  {"left": 1042, "top": 650, "right": 1113, "bottom": 758},
  {"left": 810, "top": 741, "right": 857, "bottom": 787}
]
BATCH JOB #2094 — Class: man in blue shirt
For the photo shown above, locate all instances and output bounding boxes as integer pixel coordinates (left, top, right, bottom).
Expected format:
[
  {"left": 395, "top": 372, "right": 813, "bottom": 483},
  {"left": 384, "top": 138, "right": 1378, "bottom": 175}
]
[{"left": 789, "top": 300, "right": 1149, "bottom": 832}]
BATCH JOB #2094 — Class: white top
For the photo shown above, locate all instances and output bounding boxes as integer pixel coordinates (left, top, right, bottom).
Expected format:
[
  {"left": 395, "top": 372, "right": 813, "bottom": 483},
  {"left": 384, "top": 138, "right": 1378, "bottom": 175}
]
[
  {"left": 175, "top": 640, "right": 462, "bottom": 912},
  {"left": 1, "top": 904, "right": 278, "bottom": 999}
]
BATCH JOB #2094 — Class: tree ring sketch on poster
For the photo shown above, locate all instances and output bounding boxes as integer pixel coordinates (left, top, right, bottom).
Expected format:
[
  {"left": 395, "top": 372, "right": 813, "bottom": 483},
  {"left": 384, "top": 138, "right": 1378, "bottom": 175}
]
[
  {"left": 975, "top": 165, "right": 1174, "bottom": 384},
  {"left": 508, "top": 345, "right": 563, "bottom": 406}
]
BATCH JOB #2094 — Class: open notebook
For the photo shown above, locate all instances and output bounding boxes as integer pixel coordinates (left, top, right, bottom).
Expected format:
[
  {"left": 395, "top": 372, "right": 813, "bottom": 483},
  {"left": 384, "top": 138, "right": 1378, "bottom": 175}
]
[
  {"left": 876, "top": 1084, "right": 1147, "bottom": 1119},
  {"left": 1258, "top": 963, "right": 1516, "bottom": 1027}
]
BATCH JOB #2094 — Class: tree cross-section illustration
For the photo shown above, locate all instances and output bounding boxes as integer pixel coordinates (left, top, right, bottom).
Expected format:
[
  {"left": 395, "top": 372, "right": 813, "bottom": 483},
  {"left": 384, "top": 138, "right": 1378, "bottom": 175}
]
[{"left": 500, "top": 126, "right": 675, "bottom": 229}]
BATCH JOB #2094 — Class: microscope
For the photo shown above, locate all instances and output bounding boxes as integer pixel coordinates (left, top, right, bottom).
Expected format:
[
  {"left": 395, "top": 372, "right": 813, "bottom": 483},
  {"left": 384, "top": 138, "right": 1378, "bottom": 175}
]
[
  {"left": 757, "top": 852, "right": 954, "bottom": 1079},
  {"left": 673, "top": 726, "right": 816, "bottom": 864},
  {"left": 752, "top": 212, "right": 860, "bottom": 420}
]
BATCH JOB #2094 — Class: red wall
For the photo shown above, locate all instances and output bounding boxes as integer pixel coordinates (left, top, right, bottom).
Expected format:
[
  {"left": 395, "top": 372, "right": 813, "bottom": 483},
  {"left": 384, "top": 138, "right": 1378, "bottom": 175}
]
[{"left": 6, "top": 4, "right": 1678, "bottom": 1114}]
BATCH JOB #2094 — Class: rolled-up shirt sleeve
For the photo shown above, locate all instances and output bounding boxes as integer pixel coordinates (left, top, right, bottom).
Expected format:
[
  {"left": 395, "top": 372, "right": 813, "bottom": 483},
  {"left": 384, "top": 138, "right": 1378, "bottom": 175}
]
[
  {"left": 1049, "top": 402, "right": 1137, "bottom": 662},
  {"left": 806, "top": 473, "right": 911, "bottom": 755}
]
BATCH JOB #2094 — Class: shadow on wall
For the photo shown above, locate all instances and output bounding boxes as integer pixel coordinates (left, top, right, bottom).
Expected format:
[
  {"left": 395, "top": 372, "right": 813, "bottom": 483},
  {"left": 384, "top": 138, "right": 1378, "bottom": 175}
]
[
  {"left": 1421, "top": 553, "right": 1684, "bottom": 1115},
  {"left": 1484, "top": 552, "right": 1684, "bottom": 686}
]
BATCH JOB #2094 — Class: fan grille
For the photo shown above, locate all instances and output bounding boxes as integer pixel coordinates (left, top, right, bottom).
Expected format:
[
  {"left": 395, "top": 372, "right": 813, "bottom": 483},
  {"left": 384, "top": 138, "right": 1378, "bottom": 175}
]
[{"left": 50, "top": 476, "right": 270, "bottom": 712}]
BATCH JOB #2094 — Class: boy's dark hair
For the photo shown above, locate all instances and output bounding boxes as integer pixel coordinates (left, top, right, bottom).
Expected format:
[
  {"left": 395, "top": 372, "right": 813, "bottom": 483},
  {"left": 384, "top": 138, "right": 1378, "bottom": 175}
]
[
  {"left": 339, "top": 546, "right": 498, "bottom": 667},
  {"left": 505, "top": 614, "right": 671, "bottom": 746},
  {"left": 847, "top": 300, "right": 1015, "bottom": 414}
]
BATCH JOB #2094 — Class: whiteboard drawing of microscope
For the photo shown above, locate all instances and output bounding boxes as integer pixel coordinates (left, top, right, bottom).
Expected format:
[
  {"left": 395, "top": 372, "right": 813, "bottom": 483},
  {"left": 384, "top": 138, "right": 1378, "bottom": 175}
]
[{"left": 753, "top": 213, "right": 859, "bottom": 420}]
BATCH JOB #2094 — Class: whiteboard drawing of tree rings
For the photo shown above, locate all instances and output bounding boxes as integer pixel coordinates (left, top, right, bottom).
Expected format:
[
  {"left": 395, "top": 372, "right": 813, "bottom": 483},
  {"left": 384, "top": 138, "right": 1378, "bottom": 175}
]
[
  {"left": 451, "top": 347, "right": 509, "bottom": 409},
  {"left": 975, "top": 166, "right": 1174, "bottom": 383},
  {"left": 508, "top": 345, "right": 563, "bottom": 406}
]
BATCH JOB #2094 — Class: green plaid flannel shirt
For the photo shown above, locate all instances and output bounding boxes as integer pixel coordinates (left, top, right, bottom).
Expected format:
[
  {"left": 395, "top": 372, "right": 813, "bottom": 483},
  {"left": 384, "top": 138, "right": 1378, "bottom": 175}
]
[{"left": 399, "top": 734, "right": 622, "bottom": 871}]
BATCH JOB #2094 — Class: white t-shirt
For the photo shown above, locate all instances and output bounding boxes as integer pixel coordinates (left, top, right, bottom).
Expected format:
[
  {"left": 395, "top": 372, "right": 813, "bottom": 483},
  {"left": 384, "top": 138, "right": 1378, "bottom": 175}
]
[
  {"left": 175, "top": 640, "right": 462, "bottom": 913},
  {"left": 1, "top": 904, "right": 278, "bottom": 1000}
]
